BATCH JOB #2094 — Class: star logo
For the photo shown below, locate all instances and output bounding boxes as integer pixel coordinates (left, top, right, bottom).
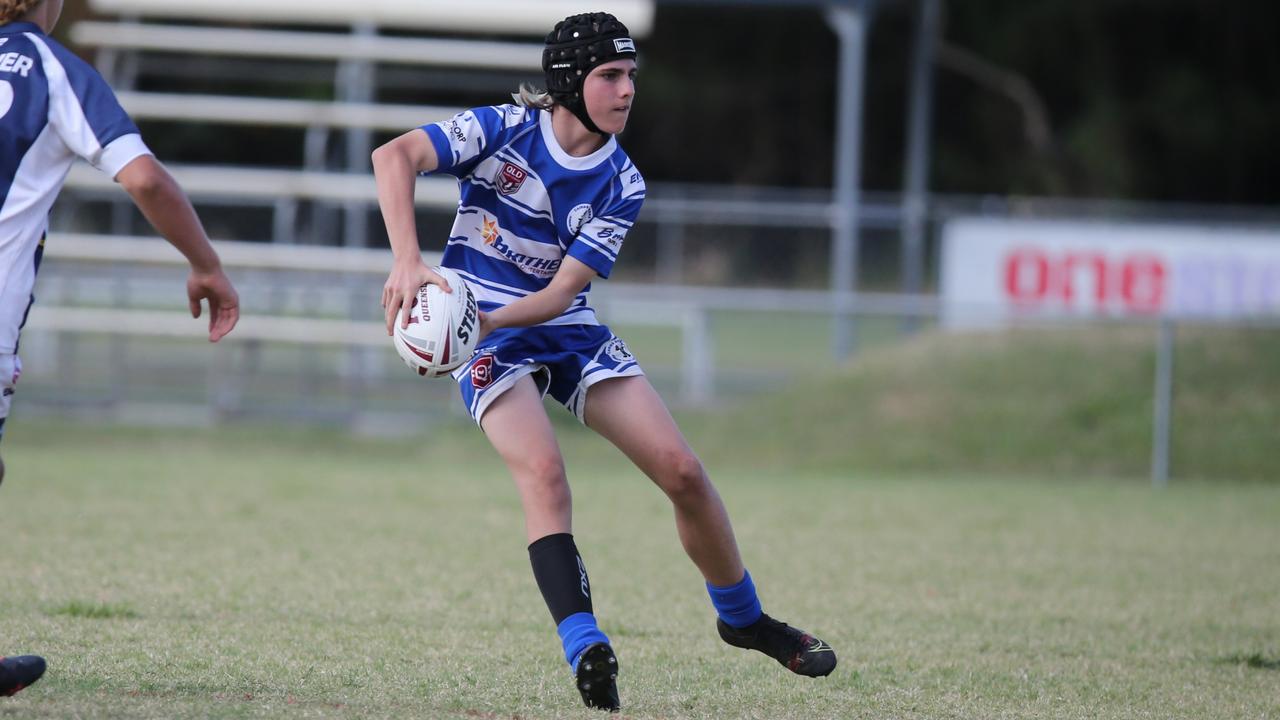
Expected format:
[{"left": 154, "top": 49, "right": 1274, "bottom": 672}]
[{"left": 479, "top": 217, "right": 500, "bottom": 245}]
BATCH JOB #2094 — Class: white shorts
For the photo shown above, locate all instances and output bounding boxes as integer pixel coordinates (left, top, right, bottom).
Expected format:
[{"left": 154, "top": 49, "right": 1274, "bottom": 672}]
[{"left": 0, "top": 354, "right": 21, "bottom": 439}]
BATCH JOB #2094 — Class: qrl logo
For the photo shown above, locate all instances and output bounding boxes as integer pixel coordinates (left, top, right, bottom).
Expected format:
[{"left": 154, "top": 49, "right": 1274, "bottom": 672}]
[
  {"left": 1003, "top": 247, "right": 1166, "bottom": 314},
  {"left": 471, "top": 355, "right": 494, "bottom": 389},
  {"left": 497, "top": 162, "right": 528, "bottom": 195}
]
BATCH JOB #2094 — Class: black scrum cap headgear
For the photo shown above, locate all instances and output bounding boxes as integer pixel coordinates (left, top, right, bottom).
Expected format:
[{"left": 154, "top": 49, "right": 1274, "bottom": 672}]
[{"left": 542, "top": 12, "right": 637, "bottom": 135}]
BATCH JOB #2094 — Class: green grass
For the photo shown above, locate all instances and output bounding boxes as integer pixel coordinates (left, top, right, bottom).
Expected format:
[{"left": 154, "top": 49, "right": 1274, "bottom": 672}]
[
  {"left": 689, "top": 324, "right": 1280, "bottom": 481},
  {"left": 2, "top": 420, "right": 1278, "bottom": 719}
]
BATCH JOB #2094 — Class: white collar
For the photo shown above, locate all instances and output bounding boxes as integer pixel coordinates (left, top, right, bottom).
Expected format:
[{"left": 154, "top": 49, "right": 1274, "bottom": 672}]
[{"left": 539, "top": 109, "right": 617, "bottom": 171}]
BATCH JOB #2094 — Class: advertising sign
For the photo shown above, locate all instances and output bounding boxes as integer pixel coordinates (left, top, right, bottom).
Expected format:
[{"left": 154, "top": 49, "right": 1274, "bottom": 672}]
[{"left": 941, "top": 218, "right": 1280, "bottom": 328}]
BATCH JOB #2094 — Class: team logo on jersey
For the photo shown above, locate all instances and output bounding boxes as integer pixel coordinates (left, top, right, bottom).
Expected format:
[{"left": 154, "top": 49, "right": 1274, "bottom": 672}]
[
  {"left": 497, "top": 162, "right": 528, "bottom": 195},
  {"left": 479, "top": 217, "right": 500, "bottom": 245},
  {"left": 567, "top": 204, "right": 594, "bottom": 236},
  {"left": 471, "top": 355, "right": 495, "bottom": 389},
  {"left": 603, "top": 338, "right": 634, "bottom": 364}
]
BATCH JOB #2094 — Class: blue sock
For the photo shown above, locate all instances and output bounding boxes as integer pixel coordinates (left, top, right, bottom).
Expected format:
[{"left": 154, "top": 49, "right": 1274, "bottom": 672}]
[
  {"left": 706, "top": 569, "right": 763, "bottom": 628},
  {"left": 558, "top": 612, "right": 610, "bottom": 671}
]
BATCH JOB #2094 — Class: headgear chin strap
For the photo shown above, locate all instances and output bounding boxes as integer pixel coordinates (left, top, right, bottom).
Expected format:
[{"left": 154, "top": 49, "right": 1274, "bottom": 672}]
[{"left": 542, "top": 12, "right": 637, "bottom": 136}]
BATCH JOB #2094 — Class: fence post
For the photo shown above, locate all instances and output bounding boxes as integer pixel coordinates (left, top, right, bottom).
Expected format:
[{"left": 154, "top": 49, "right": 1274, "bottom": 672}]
[
  {"left": 682, "top": 307, "right": 714, "bottom": 406},
  {"left": 1151, "top": 317, "right": 1175, "bottom": 488}
]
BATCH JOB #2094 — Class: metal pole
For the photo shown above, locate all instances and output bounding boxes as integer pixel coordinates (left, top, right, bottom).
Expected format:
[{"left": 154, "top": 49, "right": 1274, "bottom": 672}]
[
  {"left": 826, "top": 2, "right": 872, "bottom": 360},
  {"left": 1151, "top": 318, "right": 1175, "bottom": 488},
  {"left": 338, "top": 22, "right": 377, "bottom": 248},
  {"left": 901, "top": 0, "right": 940, "bottom": 333}
]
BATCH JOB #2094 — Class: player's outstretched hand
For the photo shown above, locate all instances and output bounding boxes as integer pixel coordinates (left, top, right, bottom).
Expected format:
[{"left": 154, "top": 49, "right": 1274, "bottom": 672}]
[
  {"left": 382, "top": 260, "right": 451, "bottom": 335},
  {"left": 187, "top": 268, "right": 240, "bottom": 342}
]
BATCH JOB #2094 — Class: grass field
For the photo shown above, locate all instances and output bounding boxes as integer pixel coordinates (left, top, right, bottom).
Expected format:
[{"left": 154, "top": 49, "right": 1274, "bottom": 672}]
[{"left": 2, "top": 418, "right": 1278, "bottom": 719}]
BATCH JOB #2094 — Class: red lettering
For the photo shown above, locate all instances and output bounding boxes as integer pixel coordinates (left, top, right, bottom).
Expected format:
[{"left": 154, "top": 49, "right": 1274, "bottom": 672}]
[
  {"left": 1004, "top": 248, "right": 1050, "bottom": 304},
  {"left": 1061, "top": 252, "right": 1108, "bottom": 305},
  {"left": 1002, "top": 247, "right": 1169, "bottom": 314},
  {"left": 1121, "top": 254, "right": 1166, "bottom": 313}
]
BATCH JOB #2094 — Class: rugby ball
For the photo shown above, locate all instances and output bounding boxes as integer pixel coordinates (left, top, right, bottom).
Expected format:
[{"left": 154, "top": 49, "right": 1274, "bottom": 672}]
[{"left": 392, "top": 267, "right": 479, "bottom": 377}]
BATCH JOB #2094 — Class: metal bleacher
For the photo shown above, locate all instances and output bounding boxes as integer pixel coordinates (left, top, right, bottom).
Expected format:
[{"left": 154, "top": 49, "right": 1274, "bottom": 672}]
[{"left": 63, "top": 0, "right": 655, "bottom": 247}]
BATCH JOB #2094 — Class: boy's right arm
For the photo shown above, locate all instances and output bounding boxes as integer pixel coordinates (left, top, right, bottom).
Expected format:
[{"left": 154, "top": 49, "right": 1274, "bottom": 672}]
[
  {"left": 372, "top": 129, "right": 448, "bottom": 335},
  {"left": 115, "top": 155, "right": 240, "bottom": 342}
]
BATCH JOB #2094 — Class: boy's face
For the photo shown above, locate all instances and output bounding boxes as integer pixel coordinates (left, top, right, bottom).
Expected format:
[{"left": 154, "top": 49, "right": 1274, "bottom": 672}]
[{"left": 582, "top": 59, "right": 637, "bottom": 136}]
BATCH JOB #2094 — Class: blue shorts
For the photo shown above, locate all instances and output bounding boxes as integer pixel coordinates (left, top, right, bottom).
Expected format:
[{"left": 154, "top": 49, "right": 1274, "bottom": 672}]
[{"left": 452, "top": 323, "right": 643, "bottom": 425}]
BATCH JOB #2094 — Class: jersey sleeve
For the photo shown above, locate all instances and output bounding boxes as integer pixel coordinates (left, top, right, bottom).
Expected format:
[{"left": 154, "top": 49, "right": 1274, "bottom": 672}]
[
  {"left": 567, "top": 161, "right": 646, "bottom": 279},
  {"left": 421, "top": 104, "right": 530, "bottom": 179},
  {"left": 31, "top": 34, "right": 151, "bottom": 177}
]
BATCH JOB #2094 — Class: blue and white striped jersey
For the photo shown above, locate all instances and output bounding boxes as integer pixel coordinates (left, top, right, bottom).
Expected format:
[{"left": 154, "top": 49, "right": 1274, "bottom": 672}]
[
  {"left": 0, "top": 22, "right": 150, "bottom": 353},
  {"left": 421, "top": 104, "right": 645, "bottom": 327}
]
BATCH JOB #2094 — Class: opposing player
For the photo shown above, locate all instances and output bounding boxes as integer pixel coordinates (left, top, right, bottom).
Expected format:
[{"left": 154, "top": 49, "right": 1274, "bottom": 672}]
[
  {"left": 1, "top": 0, "right": 240, "bottom": 694},
  {"left": 374, "top": 12, "right": 835, "bottom": 712}
]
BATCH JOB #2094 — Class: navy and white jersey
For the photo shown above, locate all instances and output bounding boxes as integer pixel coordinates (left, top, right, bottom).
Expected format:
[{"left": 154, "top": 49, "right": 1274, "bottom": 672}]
[
  {"left": 0, "top": 22, "right": 151, "bottom": 353},
  {"left": 421, "top": 104, "right": 645, "bottom": 327}
]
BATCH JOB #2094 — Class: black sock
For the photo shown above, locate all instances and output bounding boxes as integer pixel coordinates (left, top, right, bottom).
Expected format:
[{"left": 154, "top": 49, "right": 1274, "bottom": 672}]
[{"left": 528, "top": 532, "right": 594, "bottom": 623}]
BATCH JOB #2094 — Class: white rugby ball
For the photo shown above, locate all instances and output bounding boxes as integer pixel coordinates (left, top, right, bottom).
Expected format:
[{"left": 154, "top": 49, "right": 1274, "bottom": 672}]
[{"left": 392, "top": 267, "right": 479, "bottom": 377}]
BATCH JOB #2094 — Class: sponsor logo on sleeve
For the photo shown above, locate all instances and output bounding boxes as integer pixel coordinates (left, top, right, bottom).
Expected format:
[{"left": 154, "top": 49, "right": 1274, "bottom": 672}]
[
  {"left": 596, "top": 226, "right": 624, "bottom": 250},
  {"left": 445, "top": 119, "right": 466, "bottom": 144}
]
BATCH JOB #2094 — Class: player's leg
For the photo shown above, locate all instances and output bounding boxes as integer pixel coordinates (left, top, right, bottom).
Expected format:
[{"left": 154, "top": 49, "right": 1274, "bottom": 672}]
[
  {"left": 480, "top": 374, "right": 572, "bottom": 542},
  {"left": 583, "top": 375, "right": 837, "bottom": 678},
  {"left": 476, "top": 374, "right": 618, "bottom": 710},
  {"left": 584, "top": 376, "right": 742, "bottom": 584},
  {"left": 0, "top": 352, "right": 14, "bottom": 488},
  {"left": 0, "top": 356, "right": 45, "bottom": 696}
]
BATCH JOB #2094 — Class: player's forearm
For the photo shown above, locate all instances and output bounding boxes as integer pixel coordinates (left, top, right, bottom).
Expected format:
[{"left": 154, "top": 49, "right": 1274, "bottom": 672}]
[
  {"left": 122, "top": 164, "right": 221, "bottom": 273},
  {"left": 486, "top": 287, "right": 578, "bottom": 331},
  {"left": 372, "top": 145, "right": 425, "bottom": 265}
]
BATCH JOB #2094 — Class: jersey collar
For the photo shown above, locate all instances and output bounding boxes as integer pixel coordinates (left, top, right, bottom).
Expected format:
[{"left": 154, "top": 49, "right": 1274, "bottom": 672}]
[
  {"left": 539, "top": 109, "right": 617, "bottom": 172},
  {"left": 1, "top": 22, "right": 44, "bottom": 35}
]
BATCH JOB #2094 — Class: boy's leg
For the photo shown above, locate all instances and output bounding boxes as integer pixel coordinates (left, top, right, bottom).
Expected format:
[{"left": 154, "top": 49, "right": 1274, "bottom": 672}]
[
  {"left": 583, "top": 375, "right": 836, "bottom": 678},
  {"left": 479, "top": 376, "right": 619, "bottom": 710},
  {"left": 0, "top": 352, "right": 16, "bottom": 487},
  {"left": 480, "top": 375, "right": 572, "bottom": 543},
  {"left": 583, "top": 375, "right": 742, "bottom": 584}
]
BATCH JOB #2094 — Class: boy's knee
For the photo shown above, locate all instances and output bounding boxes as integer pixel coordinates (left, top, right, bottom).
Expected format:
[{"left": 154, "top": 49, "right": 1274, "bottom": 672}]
[
  {"left": 520, "top": 454, "right": 571, "bottom": 506},
  {"left": 656, "top": 449, "right": 708, "bottom": 501}
]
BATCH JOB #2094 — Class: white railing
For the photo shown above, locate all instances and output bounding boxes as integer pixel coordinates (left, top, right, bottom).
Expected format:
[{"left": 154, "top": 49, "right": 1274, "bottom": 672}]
[
  {"left": 34, "top": 235, "right": 729, "bottom": 403},
  {"left": 85, "top": 0, "right": 656, "bottom": 36},
  {"left": 72, "top": 22, "right": 546, "bottom": 70}
]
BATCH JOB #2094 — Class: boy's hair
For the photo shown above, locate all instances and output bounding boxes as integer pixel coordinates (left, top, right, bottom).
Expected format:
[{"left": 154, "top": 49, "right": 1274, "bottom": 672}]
[
  {"left": 0, "top": 0, "right": 42, "bottom": 24},
  {"left": 512, "top": 82, "right": 556, "bottom": 110}
]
